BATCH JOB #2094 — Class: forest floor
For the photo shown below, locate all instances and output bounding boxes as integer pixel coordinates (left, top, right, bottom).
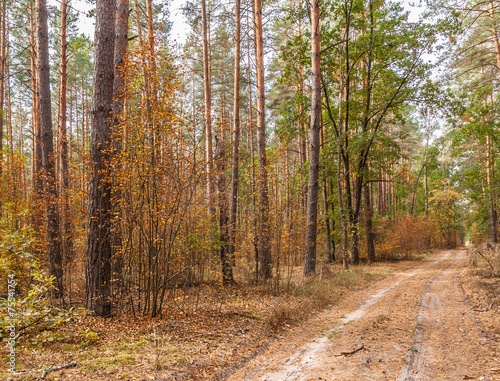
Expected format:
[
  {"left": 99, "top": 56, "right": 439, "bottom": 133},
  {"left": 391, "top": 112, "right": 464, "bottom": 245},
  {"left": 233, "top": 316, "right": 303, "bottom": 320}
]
[{"left": 3, "top": 248, "right": 499, "bottom": 380}]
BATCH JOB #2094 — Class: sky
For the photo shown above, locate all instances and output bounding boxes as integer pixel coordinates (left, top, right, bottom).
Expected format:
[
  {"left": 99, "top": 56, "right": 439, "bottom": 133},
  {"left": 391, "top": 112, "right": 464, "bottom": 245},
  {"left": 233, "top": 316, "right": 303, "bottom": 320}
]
[
  {"left": 60, "top": 0, "right": 422, "bottom": 46},
  {"left": 57, "top": 0, "right": 189, "bottom": 45}
]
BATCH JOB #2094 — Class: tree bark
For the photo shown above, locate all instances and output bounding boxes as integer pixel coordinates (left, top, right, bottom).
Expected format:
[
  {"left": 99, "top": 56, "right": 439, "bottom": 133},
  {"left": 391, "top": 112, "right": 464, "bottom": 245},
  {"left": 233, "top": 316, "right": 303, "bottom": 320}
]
[
  {"left": 486, "top": 135, "right": 498, "bottom": 243},
  {"left": 216, "top": 127, "right": 235, "bottom": 284},
  {"left": 303, "top": 0, "right": 321, "bottom": 277},
  {"left": 37, "top": 0, "right": 64, "bottom": 298},
  {"left": 227, "top": 0, "right": 241, "bottom": 265},
  {"left": 0, "top": 0, "right": 5, "bottom": 179},
  {"left": 202, "top": 0, "right": 215, "bottom": 217},
  {"left": 247, "top": 4, "right": 259, "bottom": 280},
  {"left": 338, "top": 59, "right": 349, "bottom": 271},
  {"left": 86, "top": 0, "right": 116, "bottom": 317},
  {"left": 30, "top": 3, "right": 43, "bottom": 230},
  {"left": 254, "top": 0, "right": 272, "bottom": 280},
  {"left": 488, "top": 0, "right": 500, "bottom": 77},
  {"left": 58, "top": 0, "right": 74, "bottom": 267},
  {"left": 323, "top": 180, "right": 335, "bottom": 263},
  {"left": 111, "top": 0, "right": 129, "bottom": 298},
  {"left": 364, "top": 173, "right": 375, "bottom": 262}
]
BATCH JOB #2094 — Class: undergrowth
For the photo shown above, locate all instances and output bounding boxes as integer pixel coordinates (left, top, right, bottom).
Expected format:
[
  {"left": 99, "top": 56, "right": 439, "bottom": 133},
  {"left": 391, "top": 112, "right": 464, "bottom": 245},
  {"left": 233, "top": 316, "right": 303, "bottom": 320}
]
[{"left": 468, "top": 243, "right": 500, "bottom": 277}]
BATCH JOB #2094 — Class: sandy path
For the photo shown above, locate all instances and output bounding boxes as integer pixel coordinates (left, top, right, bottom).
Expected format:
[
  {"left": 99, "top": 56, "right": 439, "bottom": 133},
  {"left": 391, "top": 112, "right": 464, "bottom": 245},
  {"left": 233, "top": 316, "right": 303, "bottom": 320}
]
[{"left": 226, "top": 250, "right": 499, "bottom": 381}]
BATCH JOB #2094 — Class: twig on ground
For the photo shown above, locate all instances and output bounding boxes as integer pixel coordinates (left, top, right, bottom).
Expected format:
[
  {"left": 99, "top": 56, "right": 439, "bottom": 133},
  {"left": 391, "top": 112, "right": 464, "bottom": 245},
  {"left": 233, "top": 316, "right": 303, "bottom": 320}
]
[
  {"left": 334, "top": 344, "right": 365, "bottom": 357},
  {"left": 474, "top": 249, "right": 494, "bottom": 271},
  {"left": 180, "top": 332, "right": 225, "bottom": 341},
  {"left": 40, "top": 361, "right": 77, "bottom": 379},
  {"left": 231, "top": 312, "right": 260, "bottom": 320},
  {"left": 11, "top": 361, "right": 76, "bottom": 378}
]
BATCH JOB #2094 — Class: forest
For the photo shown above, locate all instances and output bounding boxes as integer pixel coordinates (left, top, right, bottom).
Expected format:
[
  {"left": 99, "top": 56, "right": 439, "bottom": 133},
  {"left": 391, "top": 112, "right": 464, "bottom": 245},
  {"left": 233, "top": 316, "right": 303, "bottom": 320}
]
[{"left": 0, "top": 0, "right": 499, "bottom": 378}]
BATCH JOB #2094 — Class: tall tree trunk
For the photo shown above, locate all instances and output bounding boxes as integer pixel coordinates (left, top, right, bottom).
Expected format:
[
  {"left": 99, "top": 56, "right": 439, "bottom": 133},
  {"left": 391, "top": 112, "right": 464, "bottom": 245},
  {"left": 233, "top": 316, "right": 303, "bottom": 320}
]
[
  {"left": 364, "top": 173, "right": 375, "bottom": 262},
  {"left": 338, "top": 60, "right": 349, "bottom": 271},
  {"left": 216, "top": 109, "right": 235, "bottom": 285},
  {"left": 303, "top": 0, "right": 321, "bottom": 277},
  {"left": 30, "top": 3, "right": 43, "bottom": 228},
  {"left": 254, "top": 0, "right": 271, "bottom": 280},
  {"left": 488, "top": 0, "right": 500, "bottom": 77},
  {"left": 425, "top": 164, "right": 428, "bottom": 218},
  {"left": 86, "top": 0, "right": 115, "bottom": 317},
  {"left": 6, "top": 21, "right": 14, "bottom": 179},
  {"left": 0, "top": 0, "right": 5, "bottom": 180},
  {"left": 247, "top": 2, "right": 259, "bottom": 279},
  {"left": 37, "top": 0, "right": 64, "bottom": 298},
  {"left": 58, "top": 0, "right": 74, "bottom": 266},
  {"left": 202, "top": 0, "right": 215, "bottom": 217},
  {"left": 320, "top": 123, "right": 334, "bottom": 263},
  {"left": 227, "top": 0, "right": 241, "bottom": 265},
  {"left": 111, "top": 0, "right": 129, "bottom": 298},
  {"left": 297, "top": 0, "right": 307, "bottom": 213},
  {"left": 323, "top": 180, "right": 335, "bottom": 263},
  {"left": 360, "top": 0, "right": 375, "bottom": 262},
  {"left": 486, "top": 135, "right": 498, "bottom": 243}
]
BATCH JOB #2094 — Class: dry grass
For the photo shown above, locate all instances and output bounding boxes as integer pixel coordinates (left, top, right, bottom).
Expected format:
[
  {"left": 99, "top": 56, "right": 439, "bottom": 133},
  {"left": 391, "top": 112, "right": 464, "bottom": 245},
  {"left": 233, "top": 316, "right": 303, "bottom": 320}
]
[
  {"left": 468, "top": 243, "right": 500, "bottom": 277},
  {"left": 465, "top": 243, "right": 500, "bottom": 314}
]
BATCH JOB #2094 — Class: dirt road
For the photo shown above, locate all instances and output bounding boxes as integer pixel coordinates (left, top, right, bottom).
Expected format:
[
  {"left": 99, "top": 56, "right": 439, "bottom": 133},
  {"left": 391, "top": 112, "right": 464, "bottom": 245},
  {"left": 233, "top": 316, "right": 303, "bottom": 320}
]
[{"left": 226, "top": 250, "right": 500, "bottom": 381}]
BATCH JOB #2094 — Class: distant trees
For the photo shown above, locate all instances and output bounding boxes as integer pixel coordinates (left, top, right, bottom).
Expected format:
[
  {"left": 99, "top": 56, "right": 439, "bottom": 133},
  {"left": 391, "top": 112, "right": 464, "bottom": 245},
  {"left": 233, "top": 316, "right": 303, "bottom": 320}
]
[{"left": 438, "top": 0, "right": 500, "bottom": 244}]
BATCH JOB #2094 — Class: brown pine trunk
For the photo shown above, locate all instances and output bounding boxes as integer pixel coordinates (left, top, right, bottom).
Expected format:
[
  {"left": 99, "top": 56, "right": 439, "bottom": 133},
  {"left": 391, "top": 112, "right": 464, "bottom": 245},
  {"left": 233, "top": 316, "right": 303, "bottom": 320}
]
[
  {"left": 364, "top": 174, "right": 375, "bottom": 262},
  {"left": 202, "top": 0, "right": 215, "bottom": 217},
  {"left": 227, "top": 0, "right": 241, "bottom": 265},
  {"left": 247, "top": 5, "right": 258, "bottom": 279},
  {"left": 320, "top": 123, "right": 334, "bottom": 262},
  {"left": 37, "top": 0, "right": 63, "bottom": 298},
  {"left": 303, "top": 0, "right": 321, "bottom": 277},
  {"left": 486, "top": 135, "right": 498, "bottom": 243},
  {"left": 297, "top": 0, "right": 307, "bottom": 213},
  {"left": 488, "top": 0, "right": 500, "bottom": 77},
  {"left": 0, "top": 0, "right": 5, "bottom": 179},
  {"left": 30, "top": 3, "right": 43, "bottom": 228},
  {"left": 111, "top": 0, "right": 129, "bottom": 298},
  {"left": 361, "top": 3, "right": 375, "bottom": 262},
  {"left": 425, "top": 164, "right": 428, "bottom": 218},
  {"left": 254, "top": 0, "right": 271, "bottom": 280},
  {"left": 6, "top": 25, "right": 14, "bottom": 175},
  {"left": 216, "top": 105, "right": 235, "bottom": 285},
  {"left": 338, "top": 56, "right": 348, "bottom": 271},
  {"left": 58, "top": 0, "right": 74, "bottom": 266},
  {"left": 85, "top": 0, "right": 115, "bottom": 317},
  {"left": 323, "top": 180, "right": 335, "bottom": 263}
]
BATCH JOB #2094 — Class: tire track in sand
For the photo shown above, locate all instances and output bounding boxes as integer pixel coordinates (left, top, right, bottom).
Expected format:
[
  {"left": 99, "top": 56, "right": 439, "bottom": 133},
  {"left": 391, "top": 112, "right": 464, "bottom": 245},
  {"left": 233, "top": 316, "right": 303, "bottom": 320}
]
[{"left": 231, "top": 251, "right": 452, "bottom": 381}]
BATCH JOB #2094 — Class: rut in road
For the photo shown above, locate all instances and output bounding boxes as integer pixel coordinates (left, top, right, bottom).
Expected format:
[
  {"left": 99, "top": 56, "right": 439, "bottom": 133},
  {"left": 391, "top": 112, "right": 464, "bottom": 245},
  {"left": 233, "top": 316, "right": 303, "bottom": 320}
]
[{"left": 227, "top": 250, "right": 498, "bottom": 381}]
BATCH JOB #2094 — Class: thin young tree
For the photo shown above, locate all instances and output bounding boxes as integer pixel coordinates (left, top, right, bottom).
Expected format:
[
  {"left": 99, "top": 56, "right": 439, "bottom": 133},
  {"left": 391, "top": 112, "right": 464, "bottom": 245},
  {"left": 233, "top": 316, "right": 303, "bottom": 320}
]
[
  {"left": 254, "top": 0, "right": 271, "bottom": 280},
  {"left": 202, "top": 0, "right": 215, "bottom": 217},
  {"left": 227, "top": 0, "right": 241, "bottom": 264},
  {"left": 37, "top": 0, "right": 64, "bottom": 298},
  {"left": 30, "top": 2, "right": 43, "bottom": 227},
  {"left": 85, "top": 0, "right": 116, "bottom": 317},
  {"left": 0, "top": 0, "right": 5, "bottom": 179},
  {"left": 58, "top": 0, "right": 74, "bottom": 265},
  {"left": 303, "top": 0, "right": 321, "bottom": 276}
]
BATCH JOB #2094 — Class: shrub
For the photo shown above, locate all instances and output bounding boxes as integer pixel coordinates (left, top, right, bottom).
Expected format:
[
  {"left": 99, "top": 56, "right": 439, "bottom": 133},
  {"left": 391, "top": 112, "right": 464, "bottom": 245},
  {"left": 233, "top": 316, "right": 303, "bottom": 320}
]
[
  {"left": 374, "top": 214, "right": 440, "bottom": 260},
  {"left": 0, "top": 212, "right": 83, "bottom": 343}
]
